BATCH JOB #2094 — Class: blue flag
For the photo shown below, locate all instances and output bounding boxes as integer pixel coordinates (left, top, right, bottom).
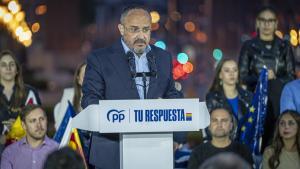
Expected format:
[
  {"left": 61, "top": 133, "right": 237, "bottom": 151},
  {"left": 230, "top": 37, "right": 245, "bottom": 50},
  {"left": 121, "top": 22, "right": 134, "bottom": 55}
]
[
  {"left": 53, "top": 101, "right": 76, "bottom": 143},
  {"left": 239, "top": 68, "right": 268, "bottom": 155}
]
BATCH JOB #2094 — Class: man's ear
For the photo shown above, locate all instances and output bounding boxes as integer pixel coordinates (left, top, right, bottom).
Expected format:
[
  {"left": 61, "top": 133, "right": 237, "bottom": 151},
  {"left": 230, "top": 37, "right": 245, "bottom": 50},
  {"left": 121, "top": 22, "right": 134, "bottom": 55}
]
[{"left": 118, "top": 24, "right": 124, "bottom": 36}]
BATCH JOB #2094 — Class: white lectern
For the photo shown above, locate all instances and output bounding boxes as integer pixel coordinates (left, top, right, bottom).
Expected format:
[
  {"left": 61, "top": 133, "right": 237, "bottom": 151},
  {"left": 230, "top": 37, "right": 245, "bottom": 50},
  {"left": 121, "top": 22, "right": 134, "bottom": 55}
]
[{"left": 72, "top": 98, "right": 209, "bottom": 169}]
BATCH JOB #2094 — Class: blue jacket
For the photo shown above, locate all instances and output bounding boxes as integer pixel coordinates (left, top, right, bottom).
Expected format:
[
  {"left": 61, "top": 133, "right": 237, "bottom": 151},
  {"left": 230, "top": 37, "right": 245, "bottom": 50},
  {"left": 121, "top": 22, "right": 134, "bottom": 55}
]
[{"left": 280, "top": 79, "right": 300, "bottom": 113}]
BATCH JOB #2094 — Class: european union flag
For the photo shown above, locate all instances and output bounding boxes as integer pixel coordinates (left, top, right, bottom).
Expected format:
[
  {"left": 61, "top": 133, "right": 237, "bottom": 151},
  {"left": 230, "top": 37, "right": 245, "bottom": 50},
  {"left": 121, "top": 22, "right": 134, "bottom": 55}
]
[
  {"left": 53, "top": 101, "right": 76, "bottom": 143},
  {"left": 239, "top": 68, "right": 268, "bottom": 155}
]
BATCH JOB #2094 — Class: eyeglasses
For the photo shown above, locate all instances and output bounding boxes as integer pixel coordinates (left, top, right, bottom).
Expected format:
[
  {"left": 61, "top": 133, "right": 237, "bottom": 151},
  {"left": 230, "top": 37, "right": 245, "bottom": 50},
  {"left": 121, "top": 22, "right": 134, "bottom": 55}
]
[
  {"left": 123, "top": 25, "right": 151, "bottom": 34},
  {"left": 257, "top": 17, "right": 277, "bottom": 24}
]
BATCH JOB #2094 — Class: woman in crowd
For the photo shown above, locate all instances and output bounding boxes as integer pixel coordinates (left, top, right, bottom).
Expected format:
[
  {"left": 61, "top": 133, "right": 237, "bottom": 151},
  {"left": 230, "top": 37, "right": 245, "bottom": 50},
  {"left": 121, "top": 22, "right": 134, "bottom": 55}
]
[
  {"left": 54, "top": 63, "right": 86, "bottom": 128},
  {"left": 206, "top": 59, "right": 252, "bottom": 139},
  {"left": 238, "top": 6, "right": 295, "bottom": 150},
  {"left": 262, "top": 110, "right": 300, "bottom": 169},
  {"left": 0, "top": 50, "right": 41, "bottom": 147},
  {"left": 54, "top": 63, "right": 90, "bottom": 163}
]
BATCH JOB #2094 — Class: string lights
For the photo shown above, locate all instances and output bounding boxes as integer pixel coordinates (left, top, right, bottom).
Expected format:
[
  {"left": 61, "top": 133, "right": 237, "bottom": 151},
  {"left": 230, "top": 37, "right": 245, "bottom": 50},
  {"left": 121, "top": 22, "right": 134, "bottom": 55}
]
[{"left": 0, "top": 0, "right": 32, "bottom": 47}]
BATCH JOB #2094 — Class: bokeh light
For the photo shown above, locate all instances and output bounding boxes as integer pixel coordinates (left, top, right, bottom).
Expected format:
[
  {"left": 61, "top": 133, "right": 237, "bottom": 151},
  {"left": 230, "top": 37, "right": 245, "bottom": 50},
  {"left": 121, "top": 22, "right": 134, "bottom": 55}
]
[
  {"left": 184, "top": 21, "right": 196, "bottom": 32},
  {"left": 3, "top": 13, "right": 12, "bottom": 23},
  {"left": 183, "top": 45, "right": 196, "bottom": 61},
  {"left": 290, "top": 29, "right": 297, "bottom": 37},
  {"left": 150, "top": 11, "right": 160, "bottom": 23},
  {"left": 170, "top": 11, "right": 181, "bottom": 21},
  {"left": 8, "top": 1, "right": 20, "bottom": 14},
  {"left": 35, "top": 5, "right": 47, "bottom": 15},
  {"left": 195, "top": 31, "right": 207, "bottom": 43},
  {"left": 177, "top": 53, "right": 189, "bottom": 64},
  {"left": 173, "top": 64, "right": 185, "bottom": 80},
  {"left": 31, "top": 22, "right": 40, "bottom": 33},
  {"left": 213, "top": 48, "right": 223, "bottom": 61},
  {"left": 151, "top": 23, "right": 159, "bottom": 31},
  {"left": 290, "top": 36, "right": 298, "bottom": 46},
  {"left": 154, "top": 40, "right": 166, "bottom": 50},
  {"left": 183, "top": 62, "right": 193, "bottom": 73}
]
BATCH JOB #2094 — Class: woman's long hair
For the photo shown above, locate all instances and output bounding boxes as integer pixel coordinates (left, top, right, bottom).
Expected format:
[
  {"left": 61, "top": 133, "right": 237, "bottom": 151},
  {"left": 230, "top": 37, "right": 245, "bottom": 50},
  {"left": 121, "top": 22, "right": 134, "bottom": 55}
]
[
  {"left": 268, "top": 110, "right": 300, "bottom": 169},
  {"left": 0, "top": 50, "right": 26, "bottom": 113},
  {"left": 208, "top": 58, "right": 240, "bottom": 93},
  {"left": 72, "top": 63, "right": 86, "bottom": 113}
]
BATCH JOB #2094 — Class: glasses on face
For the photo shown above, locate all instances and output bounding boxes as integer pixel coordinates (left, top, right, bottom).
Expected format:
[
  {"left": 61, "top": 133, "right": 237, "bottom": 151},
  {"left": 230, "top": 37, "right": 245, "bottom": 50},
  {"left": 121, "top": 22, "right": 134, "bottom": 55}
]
[
  {"left": 279, "top": 120, "right": 297, "bottom": 128},
  {"left": 257, "top": 17, "right": 277, "bottom": 24},
  {"left": 123, "top": 25, "right": 151, "bottom": 34}
]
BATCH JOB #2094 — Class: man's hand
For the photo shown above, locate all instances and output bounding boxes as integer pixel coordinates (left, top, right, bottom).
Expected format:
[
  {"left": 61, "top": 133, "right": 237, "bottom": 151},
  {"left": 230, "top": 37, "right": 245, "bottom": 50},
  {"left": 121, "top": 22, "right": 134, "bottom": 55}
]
[
  {"left": 2, "top": 118, "right": 16, "bottom": 130},
  {"left": 268, "top": 69, "right": 276, "bottom": 80}
]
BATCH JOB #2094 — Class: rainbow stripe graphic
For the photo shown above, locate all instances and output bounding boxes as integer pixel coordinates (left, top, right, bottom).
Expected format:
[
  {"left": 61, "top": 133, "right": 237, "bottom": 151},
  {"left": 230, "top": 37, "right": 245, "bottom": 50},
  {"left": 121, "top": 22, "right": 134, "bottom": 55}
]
[{"left": 185, "top": 113, "right": 192, "bottom": 121}]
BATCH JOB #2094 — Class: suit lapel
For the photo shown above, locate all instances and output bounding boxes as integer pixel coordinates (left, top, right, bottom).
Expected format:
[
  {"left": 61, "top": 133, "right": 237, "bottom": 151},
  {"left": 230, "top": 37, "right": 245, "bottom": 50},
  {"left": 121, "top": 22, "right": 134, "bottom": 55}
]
[{"left": 108, "top": 42, "right": 140, "bottom": 99}]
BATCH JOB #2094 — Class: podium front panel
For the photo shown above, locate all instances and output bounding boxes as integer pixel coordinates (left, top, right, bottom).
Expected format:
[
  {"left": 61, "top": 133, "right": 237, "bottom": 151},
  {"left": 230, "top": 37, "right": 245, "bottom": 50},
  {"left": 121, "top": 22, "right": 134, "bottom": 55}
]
[
  {"left": 120, "top": 133, "right": 173, "bottom": 169},
  {"left": 98, "top": 99, "right": 203, "bottom": 133}
]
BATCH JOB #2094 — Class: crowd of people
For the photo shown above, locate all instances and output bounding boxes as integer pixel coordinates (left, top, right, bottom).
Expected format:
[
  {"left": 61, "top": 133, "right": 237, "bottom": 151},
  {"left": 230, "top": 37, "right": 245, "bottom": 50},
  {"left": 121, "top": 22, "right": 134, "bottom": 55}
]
[{"left": 0, "top": 4, "right": 299, "bottom": 169}]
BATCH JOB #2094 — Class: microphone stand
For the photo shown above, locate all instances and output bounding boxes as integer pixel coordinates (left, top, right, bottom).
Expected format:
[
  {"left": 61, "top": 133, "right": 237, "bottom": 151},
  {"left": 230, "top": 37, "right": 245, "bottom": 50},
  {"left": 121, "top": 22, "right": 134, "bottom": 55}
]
[
  {"left": 142, "top": 72, "right": 147, "bottom": 99},
  {"left": 135, "top": 72, "right": 155, "bottom": 99}
]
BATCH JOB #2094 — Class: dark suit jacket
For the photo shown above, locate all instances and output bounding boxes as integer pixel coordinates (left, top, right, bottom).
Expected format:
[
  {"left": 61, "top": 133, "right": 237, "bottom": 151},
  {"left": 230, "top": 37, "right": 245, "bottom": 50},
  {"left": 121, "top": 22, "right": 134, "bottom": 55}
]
[{"left": 82, "top": 40, "right": 182, "bottom": 169}]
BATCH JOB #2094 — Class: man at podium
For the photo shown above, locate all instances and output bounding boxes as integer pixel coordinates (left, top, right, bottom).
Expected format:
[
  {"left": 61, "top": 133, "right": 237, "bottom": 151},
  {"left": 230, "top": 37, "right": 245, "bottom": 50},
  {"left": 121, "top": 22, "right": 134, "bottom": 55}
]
[{"left": 81, "top": 5, "right": 182, "bottom": 169}]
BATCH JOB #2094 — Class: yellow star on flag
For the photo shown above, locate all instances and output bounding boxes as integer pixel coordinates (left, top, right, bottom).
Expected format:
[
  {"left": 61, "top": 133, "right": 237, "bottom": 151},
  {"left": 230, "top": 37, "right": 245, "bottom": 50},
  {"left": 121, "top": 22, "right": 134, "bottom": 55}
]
[
  {"left": 248, "top": 117, "right": 253, "bottom": 123},
  {"left": 250, "top": 106, "right": 255, "bottom": 113},
  {"left": 241, "top": 126, "right": 246, "bottom": 131}
]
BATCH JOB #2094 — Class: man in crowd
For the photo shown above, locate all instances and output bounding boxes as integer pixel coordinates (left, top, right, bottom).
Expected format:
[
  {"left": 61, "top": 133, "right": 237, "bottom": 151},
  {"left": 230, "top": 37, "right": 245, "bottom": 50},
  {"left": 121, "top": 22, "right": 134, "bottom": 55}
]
[
  {"left": 187, "top": 108, "right": 253, "bottom": 169},
  {"left": 280, "top": 79, "right": 300, "bottom": 113},
  {"left": 1, "top": 105, "right": 58, "bottom": 169},
  {"left": 81, "top": 5, "right": 182, "bottom": 169}
]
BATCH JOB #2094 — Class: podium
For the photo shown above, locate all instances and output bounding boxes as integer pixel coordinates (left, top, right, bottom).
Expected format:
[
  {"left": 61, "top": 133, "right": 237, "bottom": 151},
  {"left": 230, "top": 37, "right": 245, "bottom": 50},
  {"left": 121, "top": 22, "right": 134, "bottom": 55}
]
[{"left": 72, "top": 98, "right": 210, "bottom": 169}]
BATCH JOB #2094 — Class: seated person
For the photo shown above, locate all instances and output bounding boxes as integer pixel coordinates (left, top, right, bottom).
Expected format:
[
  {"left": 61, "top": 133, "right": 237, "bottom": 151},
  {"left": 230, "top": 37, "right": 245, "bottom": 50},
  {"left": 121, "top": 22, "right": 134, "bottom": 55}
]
[
  {"left": 187, "top": 108, "right": 253, "bottom": 169},
  {"left": 280, "top": 79, "right": 300, "bottom": 113},
  {"left": 1, "top": 105, "right": 58, "bottom": 169},
  {"left": 262, "top": 110, "right": 300, "bottom": 169},
  {"left": 199, "top": 152, "right": 252, "bottom": 169},
  {"left": 43, "top": 147, "right": 85, "bottom": 169}
]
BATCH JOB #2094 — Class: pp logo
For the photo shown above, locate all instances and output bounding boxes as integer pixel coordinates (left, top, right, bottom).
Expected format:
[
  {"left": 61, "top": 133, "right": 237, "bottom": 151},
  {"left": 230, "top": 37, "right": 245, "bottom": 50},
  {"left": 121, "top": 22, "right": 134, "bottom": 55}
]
[{"left": 107, "top": 109, "right": 125, "bottom": 123}]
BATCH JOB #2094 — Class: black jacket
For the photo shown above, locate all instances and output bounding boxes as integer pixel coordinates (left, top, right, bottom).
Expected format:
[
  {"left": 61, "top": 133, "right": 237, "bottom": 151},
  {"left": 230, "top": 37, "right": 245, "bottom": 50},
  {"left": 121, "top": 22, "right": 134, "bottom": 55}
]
[
  {"left": 205, "top": 87, "right": 252, "bottom": 141},
  {"left": 239, "top": 36, "right": 295, "bottom": 91},
  {"left": 206, "top": 87, "right": 252, "bottom": 119},
  {"left": 0, "top": 84, "right": 41, "bottom": 133}
]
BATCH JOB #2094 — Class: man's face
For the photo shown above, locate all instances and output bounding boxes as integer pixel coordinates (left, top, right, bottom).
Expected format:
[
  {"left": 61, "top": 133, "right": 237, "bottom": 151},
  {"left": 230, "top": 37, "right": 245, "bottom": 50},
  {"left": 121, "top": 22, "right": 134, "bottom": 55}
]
[
  {"left": 22, "top": 108, "right": 47, "bottom": 141},
  {"left": 209, "top": 109, "right": 233, "bottom": 138},
  {"left": 118, "top": 9, "right": 151, "bottom": 55}
]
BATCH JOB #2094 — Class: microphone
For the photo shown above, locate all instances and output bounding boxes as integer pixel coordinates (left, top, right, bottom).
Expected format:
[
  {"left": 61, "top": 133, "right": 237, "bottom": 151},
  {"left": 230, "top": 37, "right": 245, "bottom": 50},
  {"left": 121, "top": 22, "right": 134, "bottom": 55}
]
[
  {"left": 126, "top": 50, "right": 157, "bottom": 99},
  {"left": 127, "top": 50, "right": 157, "bottom": 78},
  {"left": 146, "top": 51, "right": 157, "bottom": 78},
  {"left": 127, "top": 51, "right": 136, "bottom": 79}
]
